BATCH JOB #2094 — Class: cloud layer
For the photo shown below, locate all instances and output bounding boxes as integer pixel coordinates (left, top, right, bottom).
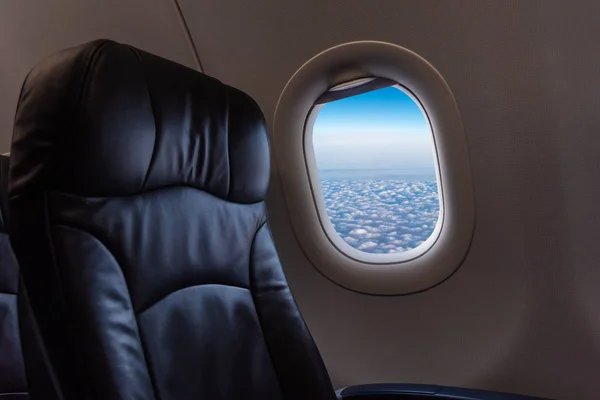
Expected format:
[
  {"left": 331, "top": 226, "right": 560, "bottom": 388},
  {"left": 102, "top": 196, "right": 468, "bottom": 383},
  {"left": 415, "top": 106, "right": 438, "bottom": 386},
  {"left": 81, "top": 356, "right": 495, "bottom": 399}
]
[{"left": 321, "top": 179, "right": 440, "bottom": 254}]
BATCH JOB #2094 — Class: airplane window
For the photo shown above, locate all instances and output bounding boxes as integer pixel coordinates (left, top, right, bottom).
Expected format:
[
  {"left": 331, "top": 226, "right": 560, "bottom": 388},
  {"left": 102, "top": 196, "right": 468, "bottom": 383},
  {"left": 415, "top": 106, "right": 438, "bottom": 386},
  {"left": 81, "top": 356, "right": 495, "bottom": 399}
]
[
  {"left": 310, "top": 84, "right": 440, "bottom": 255},
  {"left": 274, "top": 41, "right": 473, "bottom": 293}
]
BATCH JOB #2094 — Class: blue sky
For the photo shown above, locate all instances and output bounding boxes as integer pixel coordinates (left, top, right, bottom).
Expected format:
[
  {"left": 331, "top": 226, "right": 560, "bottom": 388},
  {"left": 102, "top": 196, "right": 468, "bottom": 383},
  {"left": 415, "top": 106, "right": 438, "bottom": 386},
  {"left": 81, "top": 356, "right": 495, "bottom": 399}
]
[{"left": 312, "top": 86, "right": 437, "bottom": 172}]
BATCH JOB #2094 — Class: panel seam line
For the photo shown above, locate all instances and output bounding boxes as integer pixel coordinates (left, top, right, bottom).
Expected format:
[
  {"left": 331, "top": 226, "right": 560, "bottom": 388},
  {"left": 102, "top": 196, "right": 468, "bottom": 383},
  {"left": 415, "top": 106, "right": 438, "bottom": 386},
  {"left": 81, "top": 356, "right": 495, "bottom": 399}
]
[{"left": 171, "top": 0, "right": 204, "bottom": 72}]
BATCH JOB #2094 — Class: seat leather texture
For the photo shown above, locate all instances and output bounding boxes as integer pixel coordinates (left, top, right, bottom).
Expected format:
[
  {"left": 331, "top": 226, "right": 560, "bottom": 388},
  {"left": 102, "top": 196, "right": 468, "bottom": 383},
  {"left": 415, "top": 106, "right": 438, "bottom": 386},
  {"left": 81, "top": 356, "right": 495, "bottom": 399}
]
[
  {"left": 0, "top": 154, "right": 28, "bottom": 399},
  {"left": 9, "top": 40, "right": 335, "bottom": 400}
]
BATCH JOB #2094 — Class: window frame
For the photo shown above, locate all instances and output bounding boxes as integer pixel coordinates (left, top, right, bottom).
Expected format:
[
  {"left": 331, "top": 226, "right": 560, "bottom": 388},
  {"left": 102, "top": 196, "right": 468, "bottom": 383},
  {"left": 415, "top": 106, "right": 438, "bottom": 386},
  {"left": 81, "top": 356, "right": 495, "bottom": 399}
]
[
  {"left": 273, "top": 41, "right": 475, "bottom": 295},
  {"left": 305, "top": 84, "right": 444, "bottom": 263}
]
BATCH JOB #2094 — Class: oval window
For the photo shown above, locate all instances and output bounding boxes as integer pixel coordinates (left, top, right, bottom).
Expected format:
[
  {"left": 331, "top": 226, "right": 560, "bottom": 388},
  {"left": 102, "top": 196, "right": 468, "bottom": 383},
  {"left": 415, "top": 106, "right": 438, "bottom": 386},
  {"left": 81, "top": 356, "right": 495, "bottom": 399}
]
[
  {"left": 309, "top": 82, "right": 441, "bottom": 256},
  {"left": 273, "top": 41, "right": 474, "bottom": 294}
]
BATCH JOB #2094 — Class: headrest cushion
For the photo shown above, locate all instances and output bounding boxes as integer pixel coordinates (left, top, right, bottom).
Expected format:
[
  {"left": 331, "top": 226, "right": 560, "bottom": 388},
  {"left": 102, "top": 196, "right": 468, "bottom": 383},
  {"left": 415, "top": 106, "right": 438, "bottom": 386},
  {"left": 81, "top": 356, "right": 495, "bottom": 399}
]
[{"left": 11, "top": 40, "right": 270, "bottom": 203}]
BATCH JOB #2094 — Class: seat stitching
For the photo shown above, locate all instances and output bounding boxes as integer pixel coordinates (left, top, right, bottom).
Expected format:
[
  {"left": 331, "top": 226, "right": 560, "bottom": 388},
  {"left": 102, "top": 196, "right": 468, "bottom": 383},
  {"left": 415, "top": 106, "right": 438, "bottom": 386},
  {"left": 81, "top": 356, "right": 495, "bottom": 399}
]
[
  {"left": 58, "top": 41, "right": 115, "bottom": 178},
  {"left": 53, "top": 223, "right": 252, "bottom": 315},
  {"left": 247, "top": 220, "right": 285, "bottom": 396},
  {"left": 135, "top": 283, "right": 250, "bottom": 315},
  {"left": 225, "top": 86, "right": 231, "bottom": 200},
  {"left": 52, "top": 223, "right": 159, "bottom": 400},
  {"left": 42, "top": 182, "right": 264, "bottom": 206},
  {"left": 44, "top": 193, "right": 68, "bottom": 331},
  {"left": 73, "top": 41, "right": 115, "bottom": 117},
  {"left": 128, "top": 46, "right": 159, "bottom": 193},
  {"left": 42, "top": 192, "right": 68, "bottom": 399}
]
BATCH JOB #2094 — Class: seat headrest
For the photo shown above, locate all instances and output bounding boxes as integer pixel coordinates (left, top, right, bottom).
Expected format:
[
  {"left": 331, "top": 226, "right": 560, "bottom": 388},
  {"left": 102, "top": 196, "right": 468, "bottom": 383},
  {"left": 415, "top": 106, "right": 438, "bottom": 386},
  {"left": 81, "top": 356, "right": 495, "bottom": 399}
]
[{"left": 10, "top": 39, "right": 270, "bottom": 203}]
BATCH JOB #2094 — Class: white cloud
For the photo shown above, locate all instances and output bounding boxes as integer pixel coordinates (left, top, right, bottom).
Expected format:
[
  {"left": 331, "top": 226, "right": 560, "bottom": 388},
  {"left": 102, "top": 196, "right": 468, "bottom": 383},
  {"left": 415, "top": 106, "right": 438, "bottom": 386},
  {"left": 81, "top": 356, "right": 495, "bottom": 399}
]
[
  {"left": 358, "top": 241, "right": 378, "bottom": 250},
  {"left": 321, "top": 179, "right": 440, "bottom": 254}
]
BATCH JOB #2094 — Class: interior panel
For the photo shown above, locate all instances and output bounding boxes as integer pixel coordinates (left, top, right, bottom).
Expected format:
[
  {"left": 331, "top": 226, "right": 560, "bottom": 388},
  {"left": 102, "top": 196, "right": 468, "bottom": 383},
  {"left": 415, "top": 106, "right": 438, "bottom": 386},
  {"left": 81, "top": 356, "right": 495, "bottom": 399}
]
[{"left": 178, "top": 1, "right": 600, "bottom": 398}]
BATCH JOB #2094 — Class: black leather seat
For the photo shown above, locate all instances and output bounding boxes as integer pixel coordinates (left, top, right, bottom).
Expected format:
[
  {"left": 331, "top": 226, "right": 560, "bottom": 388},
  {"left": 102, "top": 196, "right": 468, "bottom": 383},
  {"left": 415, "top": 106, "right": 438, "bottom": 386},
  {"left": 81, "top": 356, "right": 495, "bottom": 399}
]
[
  {"left": 9, "top": 40, "right": 335, "bottom": 400},
  {"left": 0, "top": 154, "right": 28, "bottom": 399}
]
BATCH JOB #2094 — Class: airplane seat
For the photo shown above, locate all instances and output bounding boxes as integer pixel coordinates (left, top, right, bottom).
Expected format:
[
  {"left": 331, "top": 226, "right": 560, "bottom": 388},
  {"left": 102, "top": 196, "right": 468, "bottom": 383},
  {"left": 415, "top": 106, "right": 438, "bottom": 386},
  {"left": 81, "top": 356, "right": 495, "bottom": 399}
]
[
  {"left": 9, "top": 40, "right": 552, "bottom": 400},
  {"left": 0, "top": 154, "right": 29, "bottom": 399},
  {"left": 9, "top": 39, "right": 335, "bottom": 400}
]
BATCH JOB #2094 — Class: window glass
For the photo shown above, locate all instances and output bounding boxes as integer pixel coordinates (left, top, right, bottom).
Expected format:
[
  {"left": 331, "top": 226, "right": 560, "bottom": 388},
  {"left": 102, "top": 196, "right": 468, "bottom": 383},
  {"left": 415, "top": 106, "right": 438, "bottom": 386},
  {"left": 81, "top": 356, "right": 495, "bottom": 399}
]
[{"left": 312, "top": 85, "right": 440, "bottom": 254}]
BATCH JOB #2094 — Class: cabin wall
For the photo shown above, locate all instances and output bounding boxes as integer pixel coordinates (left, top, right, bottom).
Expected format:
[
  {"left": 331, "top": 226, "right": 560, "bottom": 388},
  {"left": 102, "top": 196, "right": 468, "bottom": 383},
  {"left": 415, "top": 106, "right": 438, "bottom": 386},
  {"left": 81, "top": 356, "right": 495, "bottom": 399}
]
[
  {"left": 180, "top": 1, "right": 600, "bottom": 399},
  {"left": 1, "top": 1, "right": 599, "bottom": 399},
  {"left": 0, "top": 0, "right": 199, "bottom": 151}
]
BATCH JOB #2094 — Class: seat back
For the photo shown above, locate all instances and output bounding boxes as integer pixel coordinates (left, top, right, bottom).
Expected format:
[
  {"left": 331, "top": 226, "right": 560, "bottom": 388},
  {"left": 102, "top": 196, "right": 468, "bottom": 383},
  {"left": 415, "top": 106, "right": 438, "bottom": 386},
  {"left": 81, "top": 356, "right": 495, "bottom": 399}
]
[
  {"left": 0, "top": 154, "right": 28, "bottom": 399},
  {"left": 10, "top": 40, "right": 334, "bottom": 400}
]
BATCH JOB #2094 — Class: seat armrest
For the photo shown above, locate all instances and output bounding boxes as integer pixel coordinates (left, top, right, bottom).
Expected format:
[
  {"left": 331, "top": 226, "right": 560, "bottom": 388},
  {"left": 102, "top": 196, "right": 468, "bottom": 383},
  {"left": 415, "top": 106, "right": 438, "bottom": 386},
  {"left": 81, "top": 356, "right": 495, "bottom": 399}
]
[{"left": 336, "top": 383, "right": 553, "bottom": 399}]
